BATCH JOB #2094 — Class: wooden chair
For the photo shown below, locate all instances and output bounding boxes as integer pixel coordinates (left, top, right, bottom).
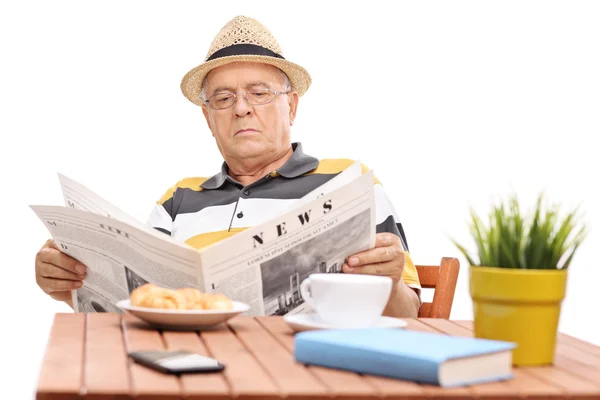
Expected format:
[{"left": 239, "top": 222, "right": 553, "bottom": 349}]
[{"left": 415, "top": 257, "right": 460, "bottom": 318}]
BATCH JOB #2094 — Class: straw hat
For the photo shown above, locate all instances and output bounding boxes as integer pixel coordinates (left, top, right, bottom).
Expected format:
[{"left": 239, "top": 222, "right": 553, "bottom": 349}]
[{"left": 180, "top": 15, "right": 312, "bottom": 106}]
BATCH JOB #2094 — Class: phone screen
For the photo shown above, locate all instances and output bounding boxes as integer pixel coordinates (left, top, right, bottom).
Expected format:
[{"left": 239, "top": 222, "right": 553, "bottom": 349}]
[{"left": 128, "top": 350, "right": 225, "bottom": 374}]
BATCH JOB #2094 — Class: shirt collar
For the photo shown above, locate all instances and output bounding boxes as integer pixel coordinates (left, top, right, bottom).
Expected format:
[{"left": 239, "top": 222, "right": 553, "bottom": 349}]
[
  {"left": 200, "top": 161, "right": 229, "bottom": 189},
  {"left": 200, "top": 142, "right": 319, "bottom": 190}
]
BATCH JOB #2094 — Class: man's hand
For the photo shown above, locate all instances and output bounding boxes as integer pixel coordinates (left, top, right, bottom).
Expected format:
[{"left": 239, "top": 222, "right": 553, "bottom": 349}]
[
  {"left": 342, "top": 232, "right": 420, "bottom": 318},
  {"left": 342, "top": 232, "right": 405, "bottom": 284},
  {"left": 35, "top": 239, "right": 86, "bottom": 305}
]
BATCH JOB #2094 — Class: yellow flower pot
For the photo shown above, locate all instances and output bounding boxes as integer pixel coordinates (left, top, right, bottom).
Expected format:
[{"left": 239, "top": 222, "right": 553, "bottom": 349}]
[{"left": 469, "top": 266, "right": 567, "bottom": 366}]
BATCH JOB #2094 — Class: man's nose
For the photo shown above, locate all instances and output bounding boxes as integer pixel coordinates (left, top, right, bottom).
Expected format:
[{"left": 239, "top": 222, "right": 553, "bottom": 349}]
[{"left": 233, "top": 94, "right": 253, "bottom": 117}]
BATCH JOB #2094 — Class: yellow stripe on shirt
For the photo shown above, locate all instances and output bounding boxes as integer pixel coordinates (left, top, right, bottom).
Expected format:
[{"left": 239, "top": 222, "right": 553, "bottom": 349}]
[
  {"left": 185, "top": 228, "right": 248, "bottom": 250},
  {"left": 402, "top": 252, "right": 421, "bottom": 288},
  {"left": 157, "top": 177, "right": 209, "bottom": 205},
  {"left": 305, "top": 158, "right": 381, "bottom": 185}
]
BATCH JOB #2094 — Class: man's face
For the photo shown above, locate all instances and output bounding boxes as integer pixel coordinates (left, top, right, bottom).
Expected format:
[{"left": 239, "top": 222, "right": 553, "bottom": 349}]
[{"left": 201, "top": 62, "right": 299, "bottom": 163}]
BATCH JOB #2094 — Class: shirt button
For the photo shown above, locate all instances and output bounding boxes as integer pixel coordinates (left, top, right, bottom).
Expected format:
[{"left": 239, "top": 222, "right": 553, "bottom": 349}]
[
  {"left": 243, "top": 190, "right": 250, "bottom": 196},
  {"left": 237, "top": 212, "right": 244, "bottom": 219}
]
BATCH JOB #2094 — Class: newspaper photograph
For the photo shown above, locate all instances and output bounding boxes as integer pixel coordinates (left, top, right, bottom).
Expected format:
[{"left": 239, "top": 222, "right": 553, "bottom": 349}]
[
  {"left": 260, "top": 208, "right": 371, "bottom": 316},
  {"left": 30, "top": 164, "right": 376, "bottom": 316},
  {"left": 76, "top": 286, "right": 118, "bottom": 313}
]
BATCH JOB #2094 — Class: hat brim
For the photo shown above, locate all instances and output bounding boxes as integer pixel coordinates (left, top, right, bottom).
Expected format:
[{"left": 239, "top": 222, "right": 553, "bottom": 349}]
[{"left": 180, "top": 55, "right": 312, "bottom": 106}]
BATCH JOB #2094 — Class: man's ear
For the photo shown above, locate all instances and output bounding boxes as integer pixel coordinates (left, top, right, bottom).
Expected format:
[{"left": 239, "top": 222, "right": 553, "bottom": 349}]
[
  {"left": 201, "top": 105, "right": 215, "bottom": 137},
  {"left": 288, "top": 92, "right": 299, "bottom": 126}
]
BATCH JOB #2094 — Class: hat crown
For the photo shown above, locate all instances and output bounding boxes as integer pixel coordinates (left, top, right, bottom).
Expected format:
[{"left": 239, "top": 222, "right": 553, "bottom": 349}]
[{"left": 205, "top": 16, "right": 283, "bottom": 61}]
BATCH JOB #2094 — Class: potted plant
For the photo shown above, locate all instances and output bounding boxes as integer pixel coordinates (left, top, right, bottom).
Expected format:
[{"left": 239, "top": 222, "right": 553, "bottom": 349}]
[{"left": 452, "top": 192, "right": 587, "bottom": 366}]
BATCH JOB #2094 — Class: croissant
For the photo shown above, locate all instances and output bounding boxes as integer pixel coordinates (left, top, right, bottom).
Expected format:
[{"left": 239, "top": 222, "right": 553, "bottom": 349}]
[
  {"left": 176, "top": 288, "right": 207, "bottom": 310},
  {"left": 130, "top": 284, "right": 187, "bottom": 309},
  {"left": 130, "top": 283, "right": 159, "bottom": 306},
  {"left": 190, "top": 302, "right": 206, "bottom": 310},
  {"left": 129, "top": 283, "right": 233, "bottom": 311},
  {"left": 203, "top": 293, "right": 233, "bottom": 310}
]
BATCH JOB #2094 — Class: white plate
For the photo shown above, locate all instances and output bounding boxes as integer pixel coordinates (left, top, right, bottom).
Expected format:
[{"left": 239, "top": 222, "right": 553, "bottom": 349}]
[
  {"left": 116, "top": 299, "right": 250, "bottom": 330},
  {"left": 284, "top": 313, "right": 408, "bottom": 333}
]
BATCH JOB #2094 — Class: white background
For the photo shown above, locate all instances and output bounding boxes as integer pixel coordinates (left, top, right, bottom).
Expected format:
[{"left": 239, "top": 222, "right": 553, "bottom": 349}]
[{"left": 1, "top": 1, "right": 599, "bottom": 398}]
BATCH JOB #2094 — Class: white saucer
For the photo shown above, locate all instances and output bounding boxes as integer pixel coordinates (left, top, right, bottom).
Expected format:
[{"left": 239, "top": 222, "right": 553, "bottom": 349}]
[
  {"left": 116, "top": 299, "right": 250, "bottom": 330},
  {"left": 283, "top": 313, "right": 407, "bottom": 333}
]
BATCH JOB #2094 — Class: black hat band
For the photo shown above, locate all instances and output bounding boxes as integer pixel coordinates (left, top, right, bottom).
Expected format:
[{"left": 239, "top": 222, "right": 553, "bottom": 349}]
[{"left": 206, "top": 43, "right": 285, "bottom": 61}]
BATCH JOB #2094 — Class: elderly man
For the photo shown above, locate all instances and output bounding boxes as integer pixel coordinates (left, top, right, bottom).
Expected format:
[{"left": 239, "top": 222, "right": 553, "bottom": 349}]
[{"left": 34, "top": 16, "right": 421, "bottom": 318}]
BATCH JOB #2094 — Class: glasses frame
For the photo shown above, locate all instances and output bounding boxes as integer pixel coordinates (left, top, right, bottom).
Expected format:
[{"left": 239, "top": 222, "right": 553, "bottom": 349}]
[{"left": 203, "top": 88, "right": 291, "bottom": 110}]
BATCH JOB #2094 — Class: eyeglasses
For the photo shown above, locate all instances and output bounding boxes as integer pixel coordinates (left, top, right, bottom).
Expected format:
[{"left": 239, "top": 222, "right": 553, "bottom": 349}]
[{"left": 204, "top": 88, "right": 291, "bottom": 110}]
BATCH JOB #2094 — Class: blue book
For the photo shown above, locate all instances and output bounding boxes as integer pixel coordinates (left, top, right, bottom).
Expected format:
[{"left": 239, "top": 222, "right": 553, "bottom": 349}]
[{"left": 294, "top": 328, "right": 516, "bottom": 387}]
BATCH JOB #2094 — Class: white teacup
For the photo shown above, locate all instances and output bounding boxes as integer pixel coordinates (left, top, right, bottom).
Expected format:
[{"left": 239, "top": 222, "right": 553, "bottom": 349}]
[{"left": 300, "top": 273, "right": 393, "bottom": 328}]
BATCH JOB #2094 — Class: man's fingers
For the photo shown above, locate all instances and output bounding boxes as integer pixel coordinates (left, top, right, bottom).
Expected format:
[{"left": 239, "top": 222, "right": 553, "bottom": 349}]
[
  {"left": 375, "top": 233, "right": 401, "bottom": 248},
  {"left": 39, "top": 262, "right": 85, "bottom": 281},
  {"left": 343, "top": 261, "right": 391, "bottom": 276},
  {"left": 347, "top": 245, "right": 401, "bottom": 267},
  {"left": 38, "top": 246, "right": 86, "bottom": 275},
  {"left": 49, "top": 290, "right": 74, "bottom": 303},
  {"left": 38, "top": 276, "right": 83, "bottom": 293}
]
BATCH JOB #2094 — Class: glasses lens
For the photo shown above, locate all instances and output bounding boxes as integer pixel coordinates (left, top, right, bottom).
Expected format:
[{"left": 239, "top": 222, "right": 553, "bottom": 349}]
[
  {"left": 210, "top": 93, "right": 235, "bottom": 109},
  {"left": 246, "top": 89, "right": 273, "bottom": 105}
]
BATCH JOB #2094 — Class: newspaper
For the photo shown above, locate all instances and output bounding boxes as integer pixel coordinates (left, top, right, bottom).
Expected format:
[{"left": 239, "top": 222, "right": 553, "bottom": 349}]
[{"left": 30, "top": 163, "right": 376, "bottom": 316}]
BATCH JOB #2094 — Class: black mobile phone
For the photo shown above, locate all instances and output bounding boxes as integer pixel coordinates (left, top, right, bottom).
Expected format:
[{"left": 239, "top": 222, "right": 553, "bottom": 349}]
[{"left": 128, "top": 350, "right": 225, "bottom": 374}]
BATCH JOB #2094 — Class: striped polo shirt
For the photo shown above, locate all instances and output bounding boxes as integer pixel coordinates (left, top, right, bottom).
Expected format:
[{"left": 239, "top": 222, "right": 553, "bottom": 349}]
[{"left": 147, "top": 142, "right": 421, "bottom": 290}]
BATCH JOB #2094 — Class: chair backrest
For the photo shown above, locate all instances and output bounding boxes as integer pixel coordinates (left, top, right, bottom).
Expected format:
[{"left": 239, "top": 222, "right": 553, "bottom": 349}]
[{"left": 416, "top": 257, "right": 460, "bottom": 319}]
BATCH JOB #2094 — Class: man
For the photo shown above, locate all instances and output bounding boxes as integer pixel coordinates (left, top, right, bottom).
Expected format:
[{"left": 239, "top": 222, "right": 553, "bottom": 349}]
[{"left": 34, "top": 16, "right": 421, "bottom": 318}]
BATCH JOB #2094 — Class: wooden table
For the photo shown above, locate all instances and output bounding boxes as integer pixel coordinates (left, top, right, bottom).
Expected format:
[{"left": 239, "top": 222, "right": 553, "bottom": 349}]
[{"left": 36, "top": 313, "right": 600, "bottom": 399}]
